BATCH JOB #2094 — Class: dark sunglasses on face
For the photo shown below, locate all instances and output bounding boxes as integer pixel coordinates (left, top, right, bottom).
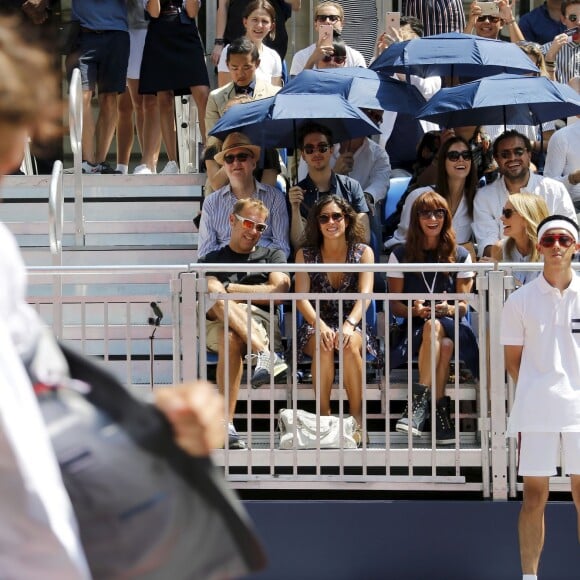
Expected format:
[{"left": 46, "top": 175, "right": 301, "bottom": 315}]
[
  {"left": 445, "top": 149, "right": 472, "bottom": 161},
  {"left": 498, "top": 147, "right": 527, "bottom": 159},
  {"left": 539, "top": 234, "right": 575, "bottom": 248},
  {"left": 303, "top": 143, "right": 330, "bottom": 154},
  {"left": 234, "top": 213, "right": 268, "bottom": 233},
  {"left": 316, "top": 14, "right": 341, "bottom": 22},
  {"left": 418, "top": 209, "right": 446, "bottom": 220},
  {"left": 502, "top": 208, "right": 516, "bottom": 219},
  {"left": 322, "top": 54, "right": 347, "bottom": 64},
  {"left": 318, "top": 212, "right": 344, "bottom": 224},
  {"left": 477, "top": 15, "right": 501, "bottom": 23},
  {"left": 224, "top": 152, "right": 252, "bottom": 164},
  {"left": 568, "top": 13, "right": 578, "bottom": 22}
]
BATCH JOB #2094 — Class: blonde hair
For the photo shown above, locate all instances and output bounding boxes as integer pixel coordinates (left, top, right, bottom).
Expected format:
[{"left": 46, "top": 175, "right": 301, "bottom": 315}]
[{"left": 315, "top": 1, "right": 344, "bottom": 20}]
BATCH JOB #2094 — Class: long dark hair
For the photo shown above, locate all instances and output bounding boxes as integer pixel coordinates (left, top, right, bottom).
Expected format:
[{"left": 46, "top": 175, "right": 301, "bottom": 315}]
[
  {"left": 436, "top": 136, "right": 478, "bottom": 218},
  {"left": 405, "top": 190, "right": 457, "bottom": 264},
  {"left": 302, "top": 195, "right": 366, "bottom": 249}
]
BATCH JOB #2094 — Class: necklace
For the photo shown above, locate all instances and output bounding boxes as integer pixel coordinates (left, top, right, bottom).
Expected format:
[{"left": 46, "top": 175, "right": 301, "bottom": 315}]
[{"left": 421, "top": 271, "right": 438, "bottom": 294}]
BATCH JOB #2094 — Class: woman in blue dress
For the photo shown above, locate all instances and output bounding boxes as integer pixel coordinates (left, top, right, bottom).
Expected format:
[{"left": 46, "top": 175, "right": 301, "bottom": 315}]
[
  {"left": 295, "top": 196, "right": 382, "bottom": 446},
  {"left": 387, "top": 190, "right": 478, "bottom": 445}
]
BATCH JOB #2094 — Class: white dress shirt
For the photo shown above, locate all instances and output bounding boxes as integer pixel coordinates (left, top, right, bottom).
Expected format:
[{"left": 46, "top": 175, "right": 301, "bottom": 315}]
[{"left": 544, "top": 121, "right": 580, "bottom": 203}]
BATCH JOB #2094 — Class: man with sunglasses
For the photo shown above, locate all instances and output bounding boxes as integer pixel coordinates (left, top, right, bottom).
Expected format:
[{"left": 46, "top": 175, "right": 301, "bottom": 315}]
[
  {"left": 464, "top": 0, "right": 524, "bottom": 42},
  {"left": 473, "top": 130, "right": 577, "bottom": 258},
  {"left": 501, "top": 214, "right": 580, "bottom": 580},
  {"left": 197, "top": 132, "right": 290, "bottom": 259},
  {"left": 519, "top": 0, "right": 566, "bottom": 45},
  {"left": 199, "top": 198, "right": 291, "bottom": 449},
  {"left": 288, "top": 122, "right": 370, "bottom": 249},
  {"left": 289, "top": 1, "right": 365, "bottom": 77}
]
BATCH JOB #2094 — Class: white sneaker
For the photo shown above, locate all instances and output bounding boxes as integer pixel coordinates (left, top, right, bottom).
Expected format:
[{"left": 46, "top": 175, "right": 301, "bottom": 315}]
[
  {"left": 81, "top": 160, "right": 100, "bottom": 174},
  {"left": 160, "top": 160, "right": 179, "bottom": 174},
  {"left": 250, "top": 351, "right": 288, "bottom": 388},
  {"left": 133, "top": 164, "right": 153, "bottom": 175}
]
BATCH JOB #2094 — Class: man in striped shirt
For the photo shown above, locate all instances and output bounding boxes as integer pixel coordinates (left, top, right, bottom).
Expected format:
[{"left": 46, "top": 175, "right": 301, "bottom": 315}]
[{"left": 403, "top": 0, "right": 465, "bottom": 36}]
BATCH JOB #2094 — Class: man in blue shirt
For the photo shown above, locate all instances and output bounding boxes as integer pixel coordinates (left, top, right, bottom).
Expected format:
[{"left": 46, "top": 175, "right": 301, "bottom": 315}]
[{"left": 519, "top": 0, "right": 566, "bottom": 45}]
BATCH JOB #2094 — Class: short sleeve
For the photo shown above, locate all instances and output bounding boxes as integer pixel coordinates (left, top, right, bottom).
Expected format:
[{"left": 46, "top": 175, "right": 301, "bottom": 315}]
[
  {"left": 387, "top": 251, "right": 404, "bottom": 278},
  {"left": 500, "top": 294, "right": 525, "bottom": 346}
]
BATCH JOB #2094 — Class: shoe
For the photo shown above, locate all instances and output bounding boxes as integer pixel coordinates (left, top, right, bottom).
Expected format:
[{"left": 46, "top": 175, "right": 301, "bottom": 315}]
[
  {"left": 98, "top": 161, "right": 122, "bottom": 174},
  {"left": 133, "top": 163, "right": 153, "bottom": 175},
  {"left": 250, "top": 351, "right": 288, "bottom": 388},
  {"left": 227, "top": 423, "right": 247, "bottom": 450},
  {"left": 396, "top": 383, "right": 430, "bottom": 436},
  {"left": 81, "top": 160, "right": 100, "bottom": 174},
  {"left": 116, "top": 163, "right": 129, "bottom": 175},
  {"left": 353, "top": 424, "right": 371, "bottom": 448},
  {"left": 160, "top": 160, "right": 179, "bottom": 174},
  {"left": 435, "top": 396, "right": 456, "bottom": 445}
]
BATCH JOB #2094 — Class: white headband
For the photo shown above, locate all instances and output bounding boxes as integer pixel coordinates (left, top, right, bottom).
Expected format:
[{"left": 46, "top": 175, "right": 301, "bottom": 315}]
[{"left": 537, "top": 220, "right": 579, "bottom": 243}]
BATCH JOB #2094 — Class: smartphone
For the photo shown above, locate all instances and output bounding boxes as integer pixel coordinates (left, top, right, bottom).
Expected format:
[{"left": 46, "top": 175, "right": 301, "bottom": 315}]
[
  {"left": 385, "top": 11, "right": 400, "bottom": 37},
  {"left": 318, "top": 23, "right": 334, "bottom": 47},
  {"left": 478, "top": 2, "right": 500, "bottom": 16},
  {"left": 566, "top": 26, "right": 579, "bottom": 42}
]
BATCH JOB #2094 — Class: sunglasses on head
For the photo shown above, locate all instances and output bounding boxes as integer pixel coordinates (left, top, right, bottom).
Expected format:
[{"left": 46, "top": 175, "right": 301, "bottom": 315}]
[
  {"left": 322, "top": 54, "right": 347, "bottom": 64},
  {"left": 477, "top": 15, "right": 501, "bottom": 23},
  {"left": 445, "top": 149, "right": 472, "bottom": 162},
  {"left": 303, "top": 143, "right": 330, "bottom": 154},
  {"left": 223, "top": 152, "right": 252, "bottom": 164},
  {"left": 318, "top": 212, "right": 344, "bottom": 224},
  {"left": 234, "top": 213, "right": 268, "bottom": 233},
  {"left": 498, "top": 147, "right": 527, "bottom": 160},
  {"left": 539, "top": 234, "right": 576, "bottom": 248},
  {"left": 316, "top": 14, "right": 341, "bottom": 22},
  {"left": 418, "top": 209, "right": 446, "bottom": 220},
  {"left": 501, "top": 208, "right": 516, "bottom": 219}
]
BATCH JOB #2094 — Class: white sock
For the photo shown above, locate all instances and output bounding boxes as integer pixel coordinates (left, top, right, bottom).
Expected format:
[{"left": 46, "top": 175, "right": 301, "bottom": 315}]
[
  {"left": 522, "top": 574, "right": 537, "bottom": 579},
  {"left": 116, "top": 163, "right": 129, "bottom": 174}
]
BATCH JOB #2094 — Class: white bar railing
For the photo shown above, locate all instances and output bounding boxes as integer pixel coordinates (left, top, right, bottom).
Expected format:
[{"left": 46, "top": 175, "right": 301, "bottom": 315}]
[{"left": 68, "top": 67, "right": 85, "bottom": 244}]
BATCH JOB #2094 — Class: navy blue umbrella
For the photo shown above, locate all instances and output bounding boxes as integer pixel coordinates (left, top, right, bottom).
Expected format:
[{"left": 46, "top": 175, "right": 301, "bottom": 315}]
[
  {"left": 416, "top": 73, "right": 580, "bottom": 127},
  {"left": 370, "top": 33, "right": 539, "bottom": 79},
  {"left": 208, "top": 92, "right": 380, "bottom": 149},
  {"left": 280, "top": 67, "right": 426, "bottom": 116}
]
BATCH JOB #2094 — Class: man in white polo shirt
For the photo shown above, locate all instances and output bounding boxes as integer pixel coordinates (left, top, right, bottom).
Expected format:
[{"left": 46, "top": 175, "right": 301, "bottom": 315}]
[{"left": 501, "top": 214, "right": 580, "bottom": 580}]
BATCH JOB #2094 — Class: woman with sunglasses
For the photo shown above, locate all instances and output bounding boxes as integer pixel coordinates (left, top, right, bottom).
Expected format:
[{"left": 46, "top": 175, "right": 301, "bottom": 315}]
[
  {"left": 294, "top": 196, "right": 382, "bottom": 447},
  {"left": 464, "top": 0, "right": 524, "bottom": 42},
  {"left": 488, "top": 193, "right": 550, "bottom": 286},
  {"left": 385, "top": 136, "right": 478, "bottom": 256},
  {"left": 387, "top": 191, "right": 478, "bottom": 445}
]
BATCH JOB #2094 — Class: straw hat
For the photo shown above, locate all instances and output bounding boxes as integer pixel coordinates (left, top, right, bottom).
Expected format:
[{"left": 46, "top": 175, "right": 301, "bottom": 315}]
[{"left": 214, "top": 132, "right": 261, "bottom": 165}]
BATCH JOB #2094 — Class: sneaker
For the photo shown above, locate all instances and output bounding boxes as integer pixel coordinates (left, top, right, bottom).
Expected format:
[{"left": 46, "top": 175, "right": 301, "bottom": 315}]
[
  {"left": 227, "top": 423, "right": 247, "bottom": 450},
  {"left": 396, "top": 383, "right": 430, "bottom": 436},
  {"left": 116, "top": 163, "right": 129, "bottom": 175},
  {"left": 133, "top": 163, "right": 153, "bottom": 175},
  {"left": 160, "top": 160, "right": 179, "bottom": 174},
  {"left": 435, "top": 396, "right": 456, "bottom": 445},
  {"left": 250, "top": 351, "right": 288, "bottom": 388},
  {"left": 81, "top": 160, "right": 100, "bottom": 174},
  {"left": 98, "top": 161, "right": 122, "bottom": 174}
]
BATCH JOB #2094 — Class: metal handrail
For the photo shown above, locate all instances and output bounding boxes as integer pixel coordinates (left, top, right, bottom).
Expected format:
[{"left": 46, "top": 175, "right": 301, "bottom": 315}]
[
  {"left": 48, "top": 160, "right": 64, "bottom": 256},
  {"left": 68, "top": 67, "right": 85, "bottom": 245}
]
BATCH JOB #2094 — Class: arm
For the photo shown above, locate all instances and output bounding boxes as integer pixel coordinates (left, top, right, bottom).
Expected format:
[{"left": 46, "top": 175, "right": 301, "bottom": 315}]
[
  {"left": 206, "top": 159, "right": 229, "bottom": 191},
  {"left": 145, "top": 0, "right": 161, "bottom": 18},
  {"left": 196, "top": 197, "right": 218, "bottom": 259},
  {"left": 264, "top": 191, "right": 291, "bottom": 257},
  {"left": 364, "top": 146, "right": 391, "bottom": 203},
  {"left": 228, "top": 271, "right": 291, "bottom": 305},
  {"left": 285, "top": 0, "right": 301, "bottom": 10},
  {"left": 504, "top": 344, "right": 523, "bottom": 385},
  {"left": 346, "top": 245, "right": 374, "bottom": 325},
  {"left": 204, "top": 93, "right": 220, "bottom": 140},
  {"left": 211, "top": 0, "right": 229, "bottom": 66},
  {"left": 387, "top": 275, "right": 431, "bottom": 319},
  {"left": 463, "top": 1, "right": 481, "bottom": 34},
  {"left": 497, "top": 0, "right": 524, "bottom": 43},
  {"left": 472, "top": 184, "right": 502, "bottom": 257},
  {"left": 357, "top": 212, "right": 371, "bottom": 244},
  {"left": 543, "top": 131, "right": 579, "bottom": 191},
  {"left": 184, "top": 0, "right": 200, "bottom": 19}
]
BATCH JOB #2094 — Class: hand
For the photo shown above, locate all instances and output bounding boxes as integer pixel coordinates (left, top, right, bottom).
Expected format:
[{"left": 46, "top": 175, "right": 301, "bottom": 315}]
[
  {"left": 334, "top": 148, "right": 354, "bottom": 175},
  {"left": 288, "top": 185, "right": 305, "bottom": 208},
  {"left": 546, "top": 33, "right": 568, "bottom": 61},
  {"left": 318, "top": 322, "right": 336, "bottom": 351},
  {"left": 413, "top": 299, "right": 430, "bottom": 319},
  {"left": 22, "top": 0, "right": 49, "bottom": 24},
  {"left": 336, "top": 321, "right": 355, "bottom": 348},
  {"left": 434, "top": 300, "right": 451, "bottom": 318},
  {"left": 211, "top": 43, "right": 224, "bottom": 66},
  {"left": 569, "top": 169, "right": 580, "bottom": 186},
  {"left": 497, "top": 0, "right": 514, "bottom": 22},
  {"left": 154, "top": 381, "right": 225, "bottom": 456}
]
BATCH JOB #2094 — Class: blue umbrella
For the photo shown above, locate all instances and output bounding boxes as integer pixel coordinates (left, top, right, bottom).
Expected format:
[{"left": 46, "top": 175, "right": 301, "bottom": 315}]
[
  {"left": 208, "top": 93, "right": 380, "bottom": 149},
  {"left": 280, "top": 67, "right": 426, "bottom": 116},
  {"left": 416, "top": 73, "right": 580, "bottom": 127},
  {"left": 370, "top": 32, "right": 539, "bottom": 79}
]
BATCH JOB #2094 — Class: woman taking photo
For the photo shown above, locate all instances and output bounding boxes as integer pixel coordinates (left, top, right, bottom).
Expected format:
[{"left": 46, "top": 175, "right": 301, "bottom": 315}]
[
  {"left": 385, "top": 136, "right": 478, "bottom": 256},
  {"left": 387, "top": 191, "right": 478, "bottom": 445},
  {"left": 295, "top": 196, "right": 382, "bottom": 446}
]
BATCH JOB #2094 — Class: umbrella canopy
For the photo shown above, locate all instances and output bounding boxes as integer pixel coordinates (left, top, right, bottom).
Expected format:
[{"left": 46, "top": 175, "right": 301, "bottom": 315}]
[
  {"left": 208, "top": 93, "right": 380, "bottom": 149},
  {"left": 370, "top": 32, "right": 539, "bottom": 79},
  {"left": 416, "top": 73, "right": 580, "bottom": 127},
  {"left": 280, "top": 67, "right": 426, "bottom": 116}
]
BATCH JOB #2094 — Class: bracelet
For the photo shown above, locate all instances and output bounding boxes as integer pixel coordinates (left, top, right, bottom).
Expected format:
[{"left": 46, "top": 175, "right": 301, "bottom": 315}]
[
  {"left": 545, "top": 60, "right": 556, "bottom": 66},
  {"left": 214, "top": 38, "right": 225, "bottom": 46},
  {"left": 504, "top": 19, "right": 515, "bottom": 25},
  {"left": 345, "top": 317, "right": 357, "bottom": 327}
]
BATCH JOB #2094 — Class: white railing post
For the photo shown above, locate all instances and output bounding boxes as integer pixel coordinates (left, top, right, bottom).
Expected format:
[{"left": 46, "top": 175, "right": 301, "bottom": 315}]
[
  {"left": 68, "top": 67, "right": 85, "bottom": 245},
  {"left": 180, "top": 271, "right": 199, "bottom": 382}
]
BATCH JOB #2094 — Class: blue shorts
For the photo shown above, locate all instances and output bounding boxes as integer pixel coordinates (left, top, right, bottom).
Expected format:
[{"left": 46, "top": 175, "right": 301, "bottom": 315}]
[{"left": 78, "top": 29, "right": 129, "bottom": 94}]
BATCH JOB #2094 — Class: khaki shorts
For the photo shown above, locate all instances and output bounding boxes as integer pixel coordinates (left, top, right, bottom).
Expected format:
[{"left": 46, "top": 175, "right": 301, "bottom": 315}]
[
  {"left": 205, "top": 303, "right": 283, "bottom": 353},
  {"left": 518, "top": 432, "right": 580, "bottom": 476}
]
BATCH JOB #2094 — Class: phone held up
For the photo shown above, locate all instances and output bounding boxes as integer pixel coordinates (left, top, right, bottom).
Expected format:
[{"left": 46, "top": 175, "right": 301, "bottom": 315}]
[
  {"left": 385, "top": 11, "right": 400, "bottom": 37},
  {"left": 318, "top": 23, "right": 334, "bottom": 47}
]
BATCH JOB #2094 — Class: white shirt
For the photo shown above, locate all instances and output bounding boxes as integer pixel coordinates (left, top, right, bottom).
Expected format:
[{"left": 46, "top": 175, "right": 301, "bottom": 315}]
[
  {"left": 218, "top": 42, "right": 282, "bottom": 84},
  {"left": 473, "top": 172, "right": 578, "bottom": 256},
  {"left": 297, "top": 139, "right": 391, "bottom": 202},
  {"left": 384, "top": 186, "right": 473, "bottom": 249},
  {"left": 544, "top": 121, "right": 580, "bottom": 203},
  {"left": 0, "top": 223, "right": 90, "bottom": 579},
  {"left": 501, "top": 274, "right": 580, "bottom": 435},
  {"left": 289, "top": 43, "right": 366, "bottom": 76}
]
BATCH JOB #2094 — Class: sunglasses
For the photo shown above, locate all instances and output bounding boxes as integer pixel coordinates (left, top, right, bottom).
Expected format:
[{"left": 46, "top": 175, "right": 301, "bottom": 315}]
[
  {"left": 498, "top": 147, "right": 527, "bottom": 159},
  {"left": 316, "top": 14, "right": 341, "bottom": 22},
  {"left": 318, "top": 212, "right": 344, "bottom": 224},
  {"left": 501, "top": 208, "right": 516, "bottom": 219},
  {"left": 445, "top": 149, "right": 472, "bottom": 162},
  {"left": 539, "top": 234, "right": 576, "bottom": 248},
  {"left": 303, "top": 143, "right": 330, "bottom": 154},
  {"left": 322, "top": 54, "right": 347, "bottom": 64},
  {"left": 568, "top": 13, "right": 578, "bottom": 22},
  {"left": 477, "top": 15, "right": 501, "bottom": 23},
  {"left": 234, "top": 213, "right": 268, "bottom": 233},
  {"left": 223, "top": 152, "right": 252, "bottom": 164},
  {"left": 418, "top": 209, "right": 446, "bottom": 220}
]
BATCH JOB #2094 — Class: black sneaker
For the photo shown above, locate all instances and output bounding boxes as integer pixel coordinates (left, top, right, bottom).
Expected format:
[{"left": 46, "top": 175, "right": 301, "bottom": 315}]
[
  {"left": 98, "top": 161, "right": 122, "bottom": 174},
  {"left": 249, "top": 351, "right": 288, "bottom": 388},
  {"left": 435, "top": 396, "right": 455, "bottom": 445},
  {"left": 396, "top": 383, "right": 430, "bottom": 436}
]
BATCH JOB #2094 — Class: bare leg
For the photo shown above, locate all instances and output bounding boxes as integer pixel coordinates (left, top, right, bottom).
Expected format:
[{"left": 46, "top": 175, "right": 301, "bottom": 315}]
[
  {"left": 140, "top": 94, "right": 161, "bottom": 171},
  {"left": 342, "top": 332, "right": 364, "bottom": 426},
  {"left": 216, "top": 331, "right": 244, "bottom": 422},
  {"left": 519, "top": 476, "right": 550, "bottom": 575},
  {"left": 435, "top": 337, "right": 454, "bottom": 400},
  {"left": 303, "top": 335, "right": 335, "bottom": 417},
  {"left": 95, "top": 91, "right": 119, "bottom": 164},
  {"left": 190, "top": 84, "right": 209, "bottom": 144},
  {"left": 418, "top": 319, "right": 452, "bottom": 399},
  {"left": 158, "top": 90, "right": 177, "bottom": 162},
  {"left": 571, "top": 474, "right": 580, "bottom": 544},
  {"left": 82, "top": 90, "right": 96, "bottom": 163},
  {"left": 116, "top": 89, "right": 134, "bottom": 167}
]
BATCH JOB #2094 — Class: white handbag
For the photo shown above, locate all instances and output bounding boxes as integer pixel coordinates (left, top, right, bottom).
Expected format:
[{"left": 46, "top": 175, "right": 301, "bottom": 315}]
[{"left": 278, "top": 409, "right": 358, "bottom": 449}]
